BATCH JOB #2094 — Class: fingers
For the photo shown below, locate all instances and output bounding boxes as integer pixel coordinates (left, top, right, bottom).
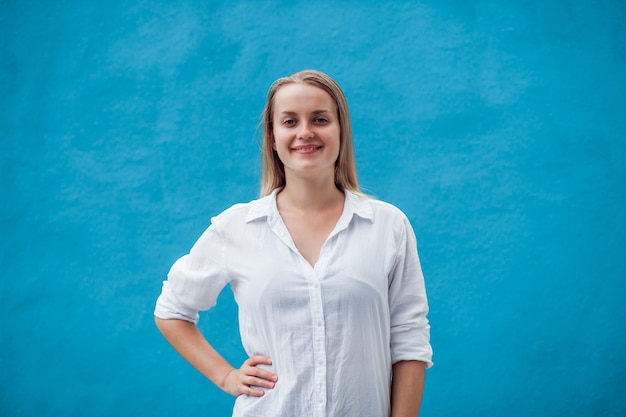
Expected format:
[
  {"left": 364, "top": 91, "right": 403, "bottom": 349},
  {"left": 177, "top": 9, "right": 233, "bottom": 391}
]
[
  {"left": 243, "top": 356, "right": 278, "bottom": 391},
  {"left": 240, "top": 375, "right": 274, "bottom": 397},
  {"left": 245, "top": 355, "right": 278, "bottom": 383},
  {"left": 223, "top": 356, "right": 278, "bottom": 397},
  {"left": 247, "top": 354, "right": 273, "bottom": 366}
]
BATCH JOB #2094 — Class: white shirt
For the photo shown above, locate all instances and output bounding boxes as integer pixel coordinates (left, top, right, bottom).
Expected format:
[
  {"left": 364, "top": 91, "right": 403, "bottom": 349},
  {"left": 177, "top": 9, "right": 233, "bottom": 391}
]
[{"left": 154, "top": 189, "right": 432, "bottom": 417}]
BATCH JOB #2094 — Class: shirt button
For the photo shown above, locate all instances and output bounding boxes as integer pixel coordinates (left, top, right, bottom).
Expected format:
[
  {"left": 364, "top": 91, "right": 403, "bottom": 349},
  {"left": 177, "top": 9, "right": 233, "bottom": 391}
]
[
  {"left": 313, "top": 282, "right": 319, "bottom": 288},
  {"left": 316, "top": 321, "right": 322, "bottom": 327}
]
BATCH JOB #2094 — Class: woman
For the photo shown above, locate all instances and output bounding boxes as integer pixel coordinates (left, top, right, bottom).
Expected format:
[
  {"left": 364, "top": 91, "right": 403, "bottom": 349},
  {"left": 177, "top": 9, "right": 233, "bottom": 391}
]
[{"left": 154, "top": 69, "right": 433, "bottom": 417}]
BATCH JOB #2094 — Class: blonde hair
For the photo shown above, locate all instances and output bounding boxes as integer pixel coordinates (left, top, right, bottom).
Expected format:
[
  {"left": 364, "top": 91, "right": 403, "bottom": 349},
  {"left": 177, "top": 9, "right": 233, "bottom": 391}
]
[{"left": 259, "top": 69, "right": 361, "bottom": 197}]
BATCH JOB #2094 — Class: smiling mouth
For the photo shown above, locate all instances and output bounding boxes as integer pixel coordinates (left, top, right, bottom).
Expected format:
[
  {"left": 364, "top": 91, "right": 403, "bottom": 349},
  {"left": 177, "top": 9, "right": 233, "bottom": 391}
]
[{"left": 292, "top": 146, "right": 322, "bottom": 152}]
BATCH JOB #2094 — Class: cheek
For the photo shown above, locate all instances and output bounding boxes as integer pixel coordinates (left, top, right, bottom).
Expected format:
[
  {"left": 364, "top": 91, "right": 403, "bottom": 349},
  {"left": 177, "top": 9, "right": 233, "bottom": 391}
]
[{"left": 272, "top": 129, "right": 290, "bottom": 152}]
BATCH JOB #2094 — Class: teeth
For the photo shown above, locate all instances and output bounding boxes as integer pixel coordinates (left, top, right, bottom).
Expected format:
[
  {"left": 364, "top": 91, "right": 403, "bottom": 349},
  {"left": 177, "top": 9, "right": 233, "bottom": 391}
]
[{"left": 297, "top": 147, "right": 318, "bottom": 151}]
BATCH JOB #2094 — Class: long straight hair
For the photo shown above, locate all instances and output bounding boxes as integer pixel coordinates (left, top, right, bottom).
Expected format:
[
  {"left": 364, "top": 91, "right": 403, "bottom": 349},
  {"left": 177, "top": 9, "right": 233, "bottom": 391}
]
[{"left": 259, "top": 70, "right": 362, "bottom": 197}]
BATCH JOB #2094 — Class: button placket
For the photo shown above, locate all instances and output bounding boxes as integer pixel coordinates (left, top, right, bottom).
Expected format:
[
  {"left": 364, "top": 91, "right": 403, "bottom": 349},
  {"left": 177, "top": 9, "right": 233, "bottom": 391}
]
[{"left": 308, "top": 270, "right": 327, "bottom": 416}]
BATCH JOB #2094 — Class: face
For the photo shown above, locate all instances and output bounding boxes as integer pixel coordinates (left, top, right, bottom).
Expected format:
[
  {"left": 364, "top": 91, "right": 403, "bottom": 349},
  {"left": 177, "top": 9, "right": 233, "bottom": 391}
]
[{"left": 271, "top": 83, "right": 341, "bottom": 182}]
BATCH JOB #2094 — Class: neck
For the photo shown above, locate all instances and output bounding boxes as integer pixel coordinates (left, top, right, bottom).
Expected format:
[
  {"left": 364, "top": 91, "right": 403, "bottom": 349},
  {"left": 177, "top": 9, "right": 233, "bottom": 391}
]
[{"left": 279, "top": 173, "right": 344, "bottom": 211}]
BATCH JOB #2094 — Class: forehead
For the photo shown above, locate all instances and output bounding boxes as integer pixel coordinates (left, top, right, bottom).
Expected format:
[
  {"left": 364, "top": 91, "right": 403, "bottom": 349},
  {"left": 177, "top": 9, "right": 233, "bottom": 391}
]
[{"left": 272, "top": 83, "right": 336, "bottom": 113}]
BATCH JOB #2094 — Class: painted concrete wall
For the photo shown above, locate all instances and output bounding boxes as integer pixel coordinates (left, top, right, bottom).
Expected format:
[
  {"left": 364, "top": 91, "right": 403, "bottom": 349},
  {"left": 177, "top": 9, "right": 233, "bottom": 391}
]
[{"left": 2, "top": 1, "right": 625, "bottom": 416}]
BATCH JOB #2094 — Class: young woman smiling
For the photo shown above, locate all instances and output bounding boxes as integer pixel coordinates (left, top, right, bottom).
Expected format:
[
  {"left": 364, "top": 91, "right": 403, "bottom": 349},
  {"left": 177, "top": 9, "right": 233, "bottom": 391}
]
[{"left": 155, "top": 70, "right": 432, "bottom": 417}]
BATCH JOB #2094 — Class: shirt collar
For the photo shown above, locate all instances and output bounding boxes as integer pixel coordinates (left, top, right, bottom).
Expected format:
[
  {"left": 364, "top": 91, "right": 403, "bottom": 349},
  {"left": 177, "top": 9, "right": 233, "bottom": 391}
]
[{"left": 245, "top": 188, "right": 374, "bottom": 224}]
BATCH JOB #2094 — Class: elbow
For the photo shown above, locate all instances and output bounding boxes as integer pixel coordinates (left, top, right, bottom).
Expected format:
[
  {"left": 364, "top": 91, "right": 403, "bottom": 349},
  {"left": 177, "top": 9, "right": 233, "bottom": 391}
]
[{"left": 155, "top": 316, "right": 169, "bottom": 333}]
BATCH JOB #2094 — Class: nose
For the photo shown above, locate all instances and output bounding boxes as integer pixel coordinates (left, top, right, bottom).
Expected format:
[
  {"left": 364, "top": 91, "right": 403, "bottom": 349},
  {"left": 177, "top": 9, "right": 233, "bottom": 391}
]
[{"left": 297, "top": 122, "right": 314, "bottom": 140}]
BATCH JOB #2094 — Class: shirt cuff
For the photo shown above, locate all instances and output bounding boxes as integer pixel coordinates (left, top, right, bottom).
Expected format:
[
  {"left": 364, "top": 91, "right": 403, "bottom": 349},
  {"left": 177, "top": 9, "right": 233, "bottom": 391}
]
[{"left": 154, "top": 281, "right": 200, "bottom": 324}]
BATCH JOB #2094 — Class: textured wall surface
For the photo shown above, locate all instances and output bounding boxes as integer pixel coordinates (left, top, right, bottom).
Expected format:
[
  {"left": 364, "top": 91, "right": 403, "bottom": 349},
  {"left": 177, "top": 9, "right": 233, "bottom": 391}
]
[{"left": 2, "top": 1, "right": 625, "bottom": 416}]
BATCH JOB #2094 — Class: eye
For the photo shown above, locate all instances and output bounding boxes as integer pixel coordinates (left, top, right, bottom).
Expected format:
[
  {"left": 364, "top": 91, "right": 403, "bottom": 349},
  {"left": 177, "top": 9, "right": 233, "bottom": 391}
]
[
  {"left": 282, "top": 119, "right": 296, "bottom": 126},
  {"left": 314, "top": 117, "right": 328, "bottom": 124}
]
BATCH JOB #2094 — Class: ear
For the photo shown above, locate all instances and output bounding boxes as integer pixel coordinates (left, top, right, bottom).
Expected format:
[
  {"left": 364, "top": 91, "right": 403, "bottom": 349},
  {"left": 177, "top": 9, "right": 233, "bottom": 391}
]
[{"left": 271, "top": 134, "right": 277, "bottom": 151}]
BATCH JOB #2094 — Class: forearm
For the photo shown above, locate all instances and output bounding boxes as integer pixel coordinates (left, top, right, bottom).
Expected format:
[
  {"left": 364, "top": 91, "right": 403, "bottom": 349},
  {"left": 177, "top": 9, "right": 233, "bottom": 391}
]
[
  {"left": 155, "top": 317, "right": 234, "bottom": 390},
  {"left": 390, "top": 360, "right": 426, "bottom": 417}
]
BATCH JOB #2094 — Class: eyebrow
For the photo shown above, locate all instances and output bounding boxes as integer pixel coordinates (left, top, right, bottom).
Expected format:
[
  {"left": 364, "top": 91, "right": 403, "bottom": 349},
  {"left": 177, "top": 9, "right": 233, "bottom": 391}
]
[{"left": 278, "top": 110, "right": 332, "bottom": 117}]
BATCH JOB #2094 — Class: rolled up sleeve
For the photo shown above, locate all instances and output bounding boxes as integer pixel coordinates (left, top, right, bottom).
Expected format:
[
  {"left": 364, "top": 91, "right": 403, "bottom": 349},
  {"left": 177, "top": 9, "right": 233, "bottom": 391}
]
[
  {"left": 388, "top": 215, "right": 433, "bottom": 368},
  {"left": 154, "top": 219, "right": 229, "bottom": 324}
]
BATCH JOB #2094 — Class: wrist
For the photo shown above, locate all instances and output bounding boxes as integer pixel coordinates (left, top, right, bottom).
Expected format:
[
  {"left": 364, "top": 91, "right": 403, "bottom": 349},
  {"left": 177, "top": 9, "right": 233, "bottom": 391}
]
[{"left": 218, "top": 367, "right": 237, "bottom": 392}]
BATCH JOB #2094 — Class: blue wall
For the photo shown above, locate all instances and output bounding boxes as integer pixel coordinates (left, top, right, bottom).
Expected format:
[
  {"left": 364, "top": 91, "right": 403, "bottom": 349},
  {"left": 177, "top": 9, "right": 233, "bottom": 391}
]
[{"left": 2, "top": 1, "right": 625, "bottom": 416}]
